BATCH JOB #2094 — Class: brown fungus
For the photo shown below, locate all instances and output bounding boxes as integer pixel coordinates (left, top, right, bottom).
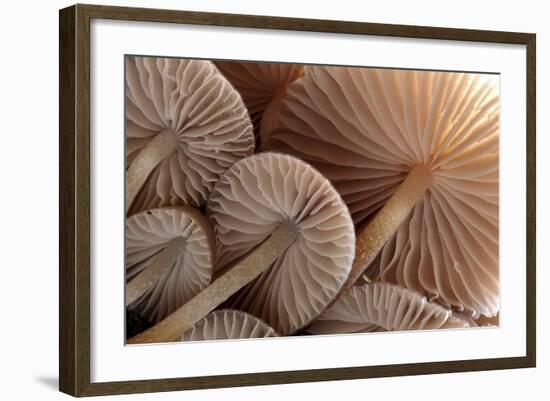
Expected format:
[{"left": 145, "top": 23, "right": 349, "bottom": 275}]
[
  {"left": 265, "top": 67, "right": 499, "bottom": 317},
  {"left": 125, "top": 57, "right": 255, "bottom": 215}
]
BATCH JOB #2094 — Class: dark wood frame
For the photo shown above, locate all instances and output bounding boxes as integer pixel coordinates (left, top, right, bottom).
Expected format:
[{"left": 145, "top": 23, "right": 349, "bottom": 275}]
[{"left": 59, "top": 3, "right": 536, "bottom": 397}]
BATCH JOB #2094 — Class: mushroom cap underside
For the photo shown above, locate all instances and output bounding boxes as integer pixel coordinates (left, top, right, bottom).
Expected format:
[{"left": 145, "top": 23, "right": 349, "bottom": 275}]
[
  {"left": 126, "top": 56, "right": 255, "bottom": 214},
  {"left": 207, "top": 152, "right": 356, "bottom": 335},
  {"left": 307, "top": 282, "right": 470, "bottom": 335},
  {"left": 182, "top": 309, "right": 278, "bottom": 341},
  {"left": 126, "top": 206, "right": 214, "bottom": 323}
]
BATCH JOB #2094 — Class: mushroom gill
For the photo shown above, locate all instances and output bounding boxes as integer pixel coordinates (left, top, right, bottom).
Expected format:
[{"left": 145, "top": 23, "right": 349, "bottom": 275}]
[
  {"left": 126, "top": 206, "right": 214, "bottom": 323},
  {"left": 215, "top": 61, "right": 304, "bottom": 143},
  {"left": 125, "top": 56, "right": 255, "bottom": 215},
  {"left": 264, "top": 66, "right": 499, "bottom": 317},
  {"left": 182, "top": 310, "right": 278, "bottom": 341},
  {"left": 307, "top": 283, "right": 469, "bottom": 335}
]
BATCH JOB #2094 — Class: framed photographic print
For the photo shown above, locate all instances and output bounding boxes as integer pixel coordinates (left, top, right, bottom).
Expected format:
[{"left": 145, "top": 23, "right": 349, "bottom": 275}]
[{"left": 59, "top": 3, "right": 536, "bottom": 397}]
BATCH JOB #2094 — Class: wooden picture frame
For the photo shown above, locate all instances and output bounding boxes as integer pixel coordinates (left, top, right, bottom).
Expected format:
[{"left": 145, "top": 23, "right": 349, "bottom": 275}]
[{"left": 59, "top": 3, "right": 536, "bottom": 397}]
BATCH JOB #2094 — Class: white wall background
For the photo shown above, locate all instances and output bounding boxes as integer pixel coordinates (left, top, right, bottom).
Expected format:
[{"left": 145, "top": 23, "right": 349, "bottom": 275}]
[{"left": 0, "top": 0, "right": 545, "bottom": 399}]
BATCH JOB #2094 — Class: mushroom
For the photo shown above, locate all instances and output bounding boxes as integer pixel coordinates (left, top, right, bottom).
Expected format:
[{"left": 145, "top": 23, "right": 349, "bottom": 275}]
[
  {"left": 125, "top": 56, "right": 255, "bottom": 215},
  {"left": 128, "top": 153, "right": 355, "bottom": 343},
  {"left": 208, "top": 152, "right": 356, "bottom": 335},
  {"left": 215, "top": 61, "right": 304, "bottom": 144},
  {"left": 182, "top": 310, "right": 278, "bottom": 341},
  {"left": 264, "top": 66, "right": 499, "bottom": 317},
  {"left": 307, "top": 282, "right": 469, "bottom": 335},
  {"left": 126, "top": 206, "right": 215, "bottom": 323}
]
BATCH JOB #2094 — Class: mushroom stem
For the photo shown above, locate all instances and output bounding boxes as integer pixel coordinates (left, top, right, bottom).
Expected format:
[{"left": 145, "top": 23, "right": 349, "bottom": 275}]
[
  {"left": 126, "top": 129, "right": 176, "bottom": 215},
  {"left": 127, "top": 223, "right": 297, "bottom": 344},
  {"left": 125, "top": 236, "right": 187, "bottom": 305},
  {"left": 341, "top": 164, "right": 433, "bottom": 292}
]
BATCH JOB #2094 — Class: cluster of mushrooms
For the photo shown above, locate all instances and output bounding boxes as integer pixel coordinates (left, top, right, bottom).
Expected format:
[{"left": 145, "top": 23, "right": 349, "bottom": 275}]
[{"left": 125, "top": 56, "right": 499, "bottom": 344}]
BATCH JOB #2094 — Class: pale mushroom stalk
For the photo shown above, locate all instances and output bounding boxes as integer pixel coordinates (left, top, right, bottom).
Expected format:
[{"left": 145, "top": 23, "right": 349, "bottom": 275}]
[
  {"left": 128, "top": 223, "right": 296, "bottom": 344},
  {"left": 341, "top": 164, "right": 432, "bottom": 292},
  {"left": 125, "top": 129, "right": 175, "bottom": 215}
]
